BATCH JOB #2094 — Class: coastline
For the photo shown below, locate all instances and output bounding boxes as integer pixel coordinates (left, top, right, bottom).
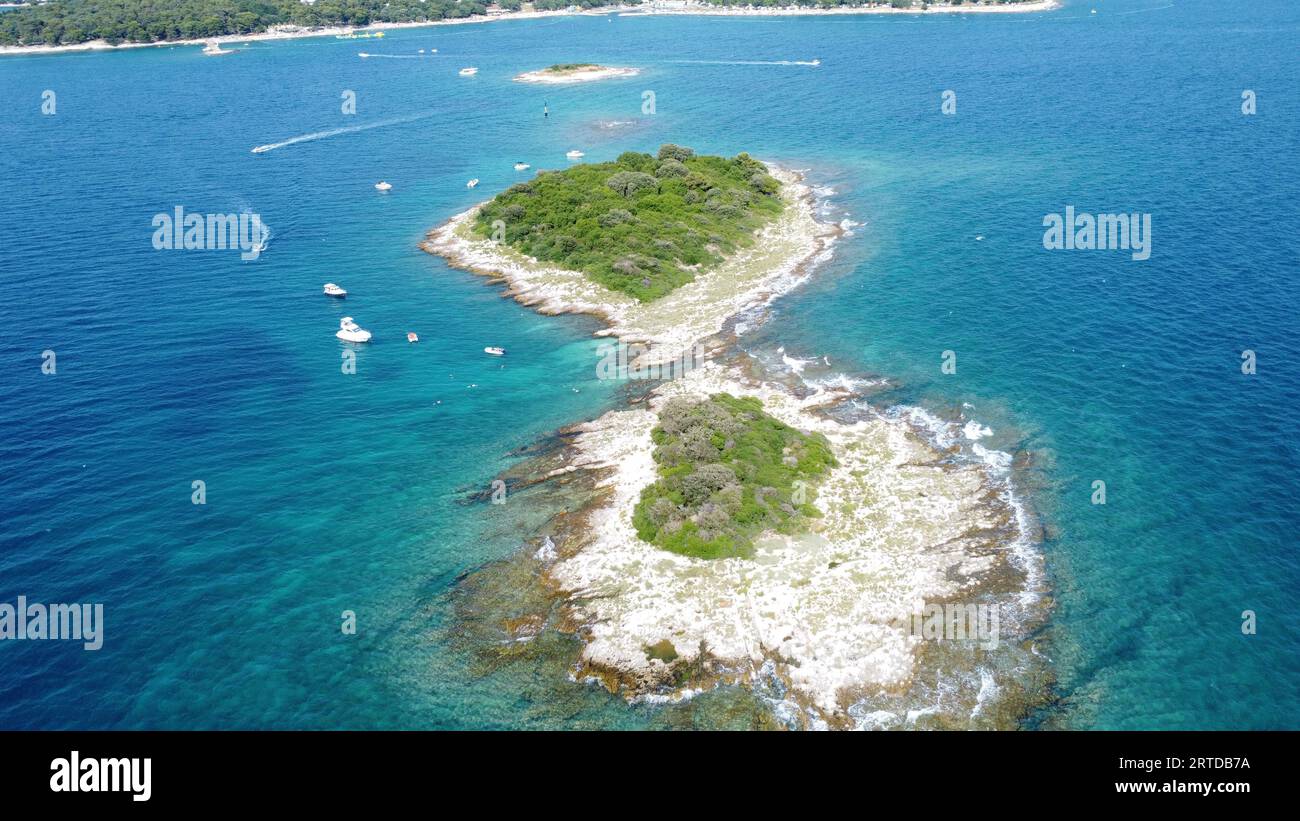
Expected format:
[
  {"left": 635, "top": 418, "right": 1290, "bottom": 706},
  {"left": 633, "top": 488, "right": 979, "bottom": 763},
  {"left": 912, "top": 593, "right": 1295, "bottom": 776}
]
[
  {"left": 425, "top": 164, "right": 1051, "bottom": 726},
  {"left": 0, "top": 1, "right": 1062, "bottom": 57}
]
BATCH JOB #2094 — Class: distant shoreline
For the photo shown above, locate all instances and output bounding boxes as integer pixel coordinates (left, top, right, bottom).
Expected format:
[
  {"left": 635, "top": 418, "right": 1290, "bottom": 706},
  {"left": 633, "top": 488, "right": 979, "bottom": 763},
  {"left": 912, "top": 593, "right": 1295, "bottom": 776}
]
[{"left": 0, "top": 1, "right": 1061, "bottom": 57}]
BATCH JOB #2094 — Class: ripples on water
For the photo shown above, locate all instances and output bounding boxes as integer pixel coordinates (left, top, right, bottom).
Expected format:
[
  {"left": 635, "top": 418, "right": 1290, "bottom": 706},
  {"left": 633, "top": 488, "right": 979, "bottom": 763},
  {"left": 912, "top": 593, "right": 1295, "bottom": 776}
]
[{"left": 2, "top": 0, "right": 1298, "bottom": 728}]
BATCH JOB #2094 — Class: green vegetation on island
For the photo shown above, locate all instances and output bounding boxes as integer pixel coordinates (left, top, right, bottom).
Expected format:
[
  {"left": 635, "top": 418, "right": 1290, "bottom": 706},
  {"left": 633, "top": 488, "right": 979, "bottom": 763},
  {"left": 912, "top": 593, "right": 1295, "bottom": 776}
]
[
  {"left": 0, "top": 1, "right": 1043, "bottom": 48},
  {"left": 543, "top": 63, "right": 601, "bottom": 72},
  {"left": 632, "top": 394, "right": 836, "bottom": 560},
  {"left": 0, "top": 0, "right": 489, "bottom": 46},
  {"left": 474, "top": 145, "right": 784, "bottom": 301}
]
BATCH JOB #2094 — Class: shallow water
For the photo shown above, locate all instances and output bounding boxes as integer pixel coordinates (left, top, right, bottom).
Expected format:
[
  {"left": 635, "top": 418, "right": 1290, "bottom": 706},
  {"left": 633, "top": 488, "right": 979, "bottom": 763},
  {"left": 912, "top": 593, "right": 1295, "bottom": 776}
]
[{"left": 1, "top": 0, "right": 1297, "bottom": 729}]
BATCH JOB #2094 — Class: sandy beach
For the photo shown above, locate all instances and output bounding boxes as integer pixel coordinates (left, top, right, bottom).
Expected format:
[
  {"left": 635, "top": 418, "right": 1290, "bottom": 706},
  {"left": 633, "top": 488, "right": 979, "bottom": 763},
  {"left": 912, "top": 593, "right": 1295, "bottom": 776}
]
[{"left": 0, "top": 2, "right": 1061, "bottom": 57}]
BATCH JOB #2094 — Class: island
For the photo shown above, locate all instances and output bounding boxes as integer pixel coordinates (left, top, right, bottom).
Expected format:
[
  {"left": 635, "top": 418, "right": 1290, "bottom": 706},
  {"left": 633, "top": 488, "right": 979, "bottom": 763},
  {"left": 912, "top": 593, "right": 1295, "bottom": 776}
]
[
  {"left": 425, "top": 145, "right": 1048, "bottom": 727},
  {"left": 423, "top": 145, "right": 831, "bottom": 360},
  {"left": 473, "top": 146, "right": 781, "bottom": 301},
  {"left": 513, "top": 63, "right": 641, "bottom": 84}
]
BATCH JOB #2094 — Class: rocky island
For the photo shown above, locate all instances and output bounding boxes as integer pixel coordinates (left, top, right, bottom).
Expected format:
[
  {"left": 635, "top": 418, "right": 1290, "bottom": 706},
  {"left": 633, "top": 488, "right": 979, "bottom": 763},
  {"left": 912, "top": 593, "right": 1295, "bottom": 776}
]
[
  {"left": 423, "top": 145, "right": 1048, "bottom": 728},
  {"left": 513, "top": 63, "right": 641, "bottom": 84}
]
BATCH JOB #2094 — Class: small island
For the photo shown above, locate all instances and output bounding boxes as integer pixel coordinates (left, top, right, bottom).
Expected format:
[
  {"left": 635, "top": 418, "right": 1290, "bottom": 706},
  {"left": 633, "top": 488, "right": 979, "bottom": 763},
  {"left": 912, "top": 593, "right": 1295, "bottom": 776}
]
[
  {"left": 475, "top": 146, "right": 782, "bottom": 301},
  {"left": 423, "top": 144, "right": 831, "bottom": 360},
  {"left": 513, "top": 63, "right": 641, "bottom": 84}
]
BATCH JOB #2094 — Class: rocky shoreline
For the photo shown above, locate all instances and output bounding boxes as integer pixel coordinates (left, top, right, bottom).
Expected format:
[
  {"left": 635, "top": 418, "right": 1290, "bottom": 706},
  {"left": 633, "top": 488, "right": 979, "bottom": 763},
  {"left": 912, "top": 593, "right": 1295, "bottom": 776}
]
[{"left": 425, "top": 165, "right": 1052, "bottom": 728}]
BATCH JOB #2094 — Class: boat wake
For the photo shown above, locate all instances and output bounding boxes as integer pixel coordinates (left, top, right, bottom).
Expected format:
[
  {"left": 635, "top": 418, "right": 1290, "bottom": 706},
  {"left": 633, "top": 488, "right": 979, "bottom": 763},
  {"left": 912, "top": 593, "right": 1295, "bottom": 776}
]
[
  {"left": 669, "top": 59, "right": 820, "bottom": 67},
  {"left": 250, "top": 111, "right": 440, "bottom": 154}
]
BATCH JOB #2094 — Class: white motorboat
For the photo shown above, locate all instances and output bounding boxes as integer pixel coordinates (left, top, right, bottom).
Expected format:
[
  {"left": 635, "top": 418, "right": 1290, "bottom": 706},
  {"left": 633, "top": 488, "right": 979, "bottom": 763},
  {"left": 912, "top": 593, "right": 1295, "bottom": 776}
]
[
  {"left": 459, "top": 67, "right": 478, "bottom": 76},
  {"left": 323, "top": 283, "right": 347, "bottom": 298},
  {"left": 484, "top": 346, "right": 506, "bottom": 356},
  {"left": 513, "top": 162, "right": 530, "bottom": 171},
  {"left": 566, "top": 150, "right": 585, "bottom": 159},
  {"left": 466, "top": 178, "right": 479, "bottom": 188},
  {"left": 202, "top": 41, "right": 233, "bottom": 56},
  {"left": 337, "top": 317, "right": 372, "bottom": 343},
  {"left": 374, "top": 181, "right": 393, "bottom": 191}
]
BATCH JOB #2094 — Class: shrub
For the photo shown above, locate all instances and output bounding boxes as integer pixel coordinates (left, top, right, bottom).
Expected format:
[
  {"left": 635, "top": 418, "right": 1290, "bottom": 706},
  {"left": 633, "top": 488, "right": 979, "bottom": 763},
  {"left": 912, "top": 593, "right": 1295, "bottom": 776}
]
[
  {"left": 606, "top": 171, "right": 659, "bottom": 197},
  {"left": 657, "top": 143, "right": 696, "bottom": 162}
]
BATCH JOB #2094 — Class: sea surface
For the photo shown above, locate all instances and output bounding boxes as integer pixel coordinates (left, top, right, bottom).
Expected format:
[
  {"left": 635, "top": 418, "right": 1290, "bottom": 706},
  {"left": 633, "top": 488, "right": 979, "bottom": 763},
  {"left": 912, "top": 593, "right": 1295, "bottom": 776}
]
[{"left": 1, "top": 0, "right": 1297, "bottom": 729}]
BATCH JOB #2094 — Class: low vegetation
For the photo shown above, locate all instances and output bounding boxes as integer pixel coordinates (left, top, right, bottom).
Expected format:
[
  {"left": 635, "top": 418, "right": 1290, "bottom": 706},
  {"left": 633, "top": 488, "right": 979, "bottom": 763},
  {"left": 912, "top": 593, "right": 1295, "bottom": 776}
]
[
  {"left": 474, "top": 145, "right": 784, "bottom": 301},
  {"left": 632, "top": 394, "right": 835, "bottom": 560},
  {"left": 543, "top": 63, "right": 600, "bottom": 72}
]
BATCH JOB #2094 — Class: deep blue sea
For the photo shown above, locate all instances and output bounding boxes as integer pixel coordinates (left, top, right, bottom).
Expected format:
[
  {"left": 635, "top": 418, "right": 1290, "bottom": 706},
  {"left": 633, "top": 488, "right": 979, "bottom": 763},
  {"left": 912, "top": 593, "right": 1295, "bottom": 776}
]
[{"left": 1, "top": 0, "right": 1297, "bottom": 729}]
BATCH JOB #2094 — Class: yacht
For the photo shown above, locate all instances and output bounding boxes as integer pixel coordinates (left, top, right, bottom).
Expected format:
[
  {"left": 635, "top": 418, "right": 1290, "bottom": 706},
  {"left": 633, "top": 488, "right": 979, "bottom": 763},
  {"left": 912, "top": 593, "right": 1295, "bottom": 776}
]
[
  {"left": 202, "top": 41, "right": 233, "bottom": 56},
  {"left": 513, "top": 162, "right": 530, "bottom": 171},
  {"left": 566, "top": 150, "right": 585, "bottom": 160},
  {"left": 484, "top": 346, "right": 506, "bottom": 356},
  {"left": 323, "top": 283, "right": 347, "bottom": 298},
  {"left": 374, "top": 181, "right": 393, "bottom": 191},
  {"left": 337, "top": 317, "right": 372, "bottom": 343},
  {"left": 466, "top": 178, "right": 479, "bottom": 188},
  {"left": 459, "top": 67, "right": 479, "bottom": 76}
]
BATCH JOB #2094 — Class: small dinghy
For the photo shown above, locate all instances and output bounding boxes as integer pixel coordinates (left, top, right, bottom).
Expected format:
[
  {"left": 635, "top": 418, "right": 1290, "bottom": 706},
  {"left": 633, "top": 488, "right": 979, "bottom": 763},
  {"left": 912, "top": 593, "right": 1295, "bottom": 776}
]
[
  {"left": 336, "top": 317, "right": 372, "bottom": 343},
  {"left": 407, "top": 332, "right": 419, "bottom": 343},
  {"left": 374, "top": 181, "right": 393, "bottom": 191},
  {"left": 323, "top": 283, "right": 347, "bottom": 298},
  {"left": 484, "top": 346, "right": 505, "bottom": 356}
]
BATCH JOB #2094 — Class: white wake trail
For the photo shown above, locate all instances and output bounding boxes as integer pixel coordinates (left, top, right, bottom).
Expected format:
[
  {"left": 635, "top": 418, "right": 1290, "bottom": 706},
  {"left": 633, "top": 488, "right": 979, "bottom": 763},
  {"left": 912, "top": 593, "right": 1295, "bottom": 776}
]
[
  {"left": 251, "top": 111, "right": 439, "bottom": 154},
  {"left": 669, "top": 59, "right": 820, "bottom": 66}
]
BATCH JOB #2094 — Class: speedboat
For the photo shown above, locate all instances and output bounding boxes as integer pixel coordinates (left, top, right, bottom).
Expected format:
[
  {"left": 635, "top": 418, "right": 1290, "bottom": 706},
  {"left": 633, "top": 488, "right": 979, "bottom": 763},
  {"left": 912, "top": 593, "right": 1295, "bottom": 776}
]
[
  {"left": 513, "top": 162, "right": 530, "bottom": 171},
  {"left": 566, "top": 150, "right": 585, "bottom": 159},
  {"left": 323, "top": 283, "right": 347, "bottom": 298},
  {"left": 407, "top": 332, "right": 419, "bottom": 343},
  {"left": 466, "top": 178, "right": 479, "bottom": 188},
  {"left": 484, "top": 346, "right": 505, "bottom": 356},
  {"left": 375, "top": 181, "right": 392, "bottom": 191},
  {"left": 459, "top": 67, "right": 478, "bottom": 76},
  {"left": 336, "top": 317, "right": 372, "bottom": 343}
]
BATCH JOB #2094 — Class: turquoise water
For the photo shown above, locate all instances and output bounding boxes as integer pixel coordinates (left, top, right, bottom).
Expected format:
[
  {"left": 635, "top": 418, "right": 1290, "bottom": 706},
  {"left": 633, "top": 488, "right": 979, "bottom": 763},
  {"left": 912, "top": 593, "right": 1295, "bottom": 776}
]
[{"left": 2, "top": 0, "right": 1297, "bottom": 729}]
